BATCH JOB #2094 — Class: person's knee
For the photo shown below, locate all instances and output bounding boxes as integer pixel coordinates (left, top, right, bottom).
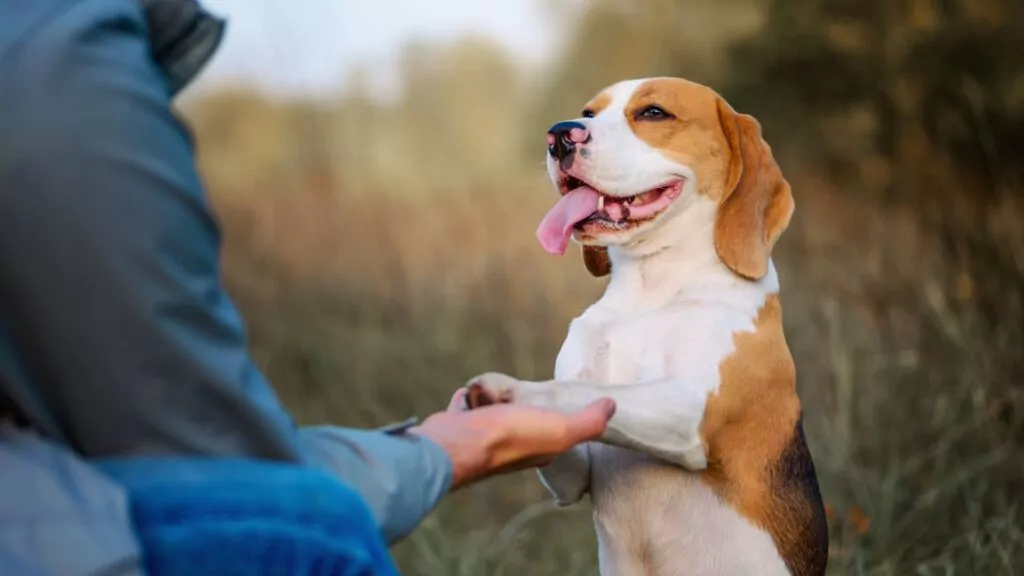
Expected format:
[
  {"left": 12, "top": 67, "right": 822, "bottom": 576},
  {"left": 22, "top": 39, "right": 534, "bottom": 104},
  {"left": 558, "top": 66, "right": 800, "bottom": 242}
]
[{"left": 0, "top": 430, "right": 144, "bottom": 575}]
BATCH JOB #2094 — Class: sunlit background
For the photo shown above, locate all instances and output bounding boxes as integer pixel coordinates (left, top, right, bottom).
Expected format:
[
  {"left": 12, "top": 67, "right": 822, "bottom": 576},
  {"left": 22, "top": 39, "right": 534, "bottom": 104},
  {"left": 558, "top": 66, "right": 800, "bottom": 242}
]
[{"left": 177, "top": 1, "right": 1023, "bottom": 574}]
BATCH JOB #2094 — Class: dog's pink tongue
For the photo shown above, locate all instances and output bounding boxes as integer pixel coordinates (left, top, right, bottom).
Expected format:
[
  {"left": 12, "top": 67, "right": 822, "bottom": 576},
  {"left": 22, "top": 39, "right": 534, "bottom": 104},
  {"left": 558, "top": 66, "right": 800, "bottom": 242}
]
[{"left": 536, "top": 186, "right": 601, "bottom": 255}]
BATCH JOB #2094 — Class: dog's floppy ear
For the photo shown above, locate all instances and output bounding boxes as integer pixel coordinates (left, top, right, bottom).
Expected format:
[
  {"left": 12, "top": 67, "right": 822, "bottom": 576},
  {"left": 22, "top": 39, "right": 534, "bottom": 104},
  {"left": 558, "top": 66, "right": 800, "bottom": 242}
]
[
  {"left": 582, "top": 245, "right": 611, "bottom": 277},
  {"left": 713, "top": 98, "right": 795, "bottom": 281}
]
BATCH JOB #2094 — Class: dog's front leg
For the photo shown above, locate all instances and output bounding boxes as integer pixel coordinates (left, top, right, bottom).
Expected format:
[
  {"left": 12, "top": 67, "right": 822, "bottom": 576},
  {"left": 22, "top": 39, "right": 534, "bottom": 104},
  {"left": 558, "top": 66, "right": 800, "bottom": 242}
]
[
  {"left": 467, "top": 372, "right": 708, "bottom": 471},
  {"left": 536, "top": 444, "right": 592, "bottom": 506}
]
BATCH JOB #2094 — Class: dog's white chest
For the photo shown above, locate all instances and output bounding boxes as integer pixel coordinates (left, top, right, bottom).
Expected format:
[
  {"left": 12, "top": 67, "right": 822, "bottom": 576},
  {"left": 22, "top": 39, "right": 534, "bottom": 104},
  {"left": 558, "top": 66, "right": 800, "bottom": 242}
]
[
  {"left": 555, "top": 312, "right": 664, "bottom": 384},
  {"left": 551, "top": 301, "right": 791, "bottom": 576},
  {"left": 554, "top": 301, "right": 746, "bottom": 386}
]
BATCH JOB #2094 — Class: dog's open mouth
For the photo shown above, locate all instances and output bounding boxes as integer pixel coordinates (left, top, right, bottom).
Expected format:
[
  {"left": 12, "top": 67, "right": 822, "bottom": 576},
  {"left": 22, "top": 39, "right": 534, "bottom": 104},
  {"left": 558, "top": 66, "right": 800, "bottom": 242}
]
[
  {"left": 564, "top": 177, "right": 681, "bottom": 227},
  {"left": 536, "top": 176, "right": 684, "bottom": 255}
]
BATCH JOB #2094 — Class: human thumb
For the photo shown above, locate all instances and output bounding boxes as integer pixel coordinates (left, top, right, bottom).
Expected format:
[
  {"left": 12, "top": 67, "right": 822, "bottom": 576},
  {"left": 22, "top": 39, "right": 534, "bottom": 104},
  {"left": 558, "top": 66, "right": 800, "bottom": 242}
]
[{"left": 564, "top": 398, "right": 616, "bottom": 442}]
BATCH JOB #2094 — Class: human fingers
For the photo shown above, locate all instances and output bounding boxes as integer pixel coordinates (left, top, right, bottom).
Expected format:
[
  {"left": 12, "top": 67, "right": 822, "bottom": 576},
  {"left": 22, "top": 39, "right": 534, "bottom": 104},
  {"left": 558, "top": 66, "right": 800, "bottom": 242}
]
[
  {"left": 447, "top": 388, "right": 469, "bottom": 411},
  {"left": 559, "top": 398, "right": 616, "bottom": 445},
  {"left": 479, "top": 400, "right": 614, "bottom": 477},
  {"left": 492, "top": 398, "right": 615, "bottom": 459}
]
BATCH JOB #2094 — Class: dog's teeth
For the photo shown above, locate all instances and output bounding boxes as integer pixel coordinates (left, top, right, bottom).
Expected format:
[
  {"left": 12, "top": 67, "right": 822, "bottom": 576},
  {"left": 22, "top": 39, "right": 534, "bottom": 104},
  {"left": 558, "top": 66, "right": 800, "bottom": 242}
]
[{"left": 597, "top": 196, "right": 605, "bottom": 211}]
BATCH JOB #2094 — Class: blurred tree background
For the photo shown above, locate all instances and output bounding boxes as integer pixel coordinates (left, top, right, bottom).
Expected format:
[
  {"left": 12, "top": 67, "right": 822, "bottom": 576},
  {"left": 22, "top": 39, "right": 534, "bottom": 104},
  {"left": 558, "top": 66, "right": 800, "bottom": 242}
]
[{"left": 182, "top": 0, "right": 1023, "bottom": 573}]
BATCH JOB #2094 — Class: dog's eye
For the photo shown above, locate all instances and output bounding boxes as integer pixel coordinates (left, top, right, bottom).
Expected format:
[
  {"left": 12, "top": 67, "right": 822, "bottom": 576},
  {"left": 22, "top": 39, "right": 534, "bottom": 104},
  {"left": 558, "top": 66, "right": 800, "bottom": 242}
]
[
  {"left": 582, "top": 109, "right": 596, "bottom": 119},
  {"left": 638, "top": 105, "right": 672, "bottom": 120}
]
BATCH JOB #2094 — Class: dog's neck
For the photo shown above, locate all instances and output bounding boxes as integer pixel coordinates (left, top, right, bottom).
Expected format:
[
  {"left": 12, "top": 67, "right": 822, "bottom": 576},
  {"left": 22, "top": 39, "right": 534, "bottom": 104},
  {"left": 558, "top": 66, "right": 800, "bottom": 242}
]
[{"left": 598, "top": 195, "right": 778, "bottom": 312}]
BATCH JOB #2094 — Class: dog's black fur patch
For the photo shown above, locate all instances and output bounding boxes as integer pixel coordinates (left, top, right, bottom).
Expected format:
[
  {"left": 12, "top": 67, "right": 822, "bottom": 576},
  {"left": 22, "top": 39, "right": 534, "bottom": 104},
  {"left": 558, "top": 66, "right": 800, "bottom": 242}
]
[{"left": 770, "top": 416, "right": 829, "bottom": 576}]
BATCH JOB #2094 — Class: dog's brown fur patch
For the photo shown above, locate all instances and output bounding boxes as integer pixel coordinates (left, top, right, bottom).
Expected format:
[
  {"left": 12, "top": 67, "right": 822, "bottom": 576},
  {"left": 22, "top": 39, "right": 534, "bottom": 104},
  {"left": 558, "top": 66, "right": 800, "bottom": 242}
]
[
  {"left": 623, "top": 78, "right": 734, "bottom": 199},
  {"left": 713, "top": 100, "right": 795, "bottom": 281},
  {"left": 698, "top": 294, "right": 828, "bottom": 575},
  {"left": 581, "top": 245, "right": 612, "bottom": 277},
  {"left": 583, "top": 91, "right": 614, "bottom": 117}
]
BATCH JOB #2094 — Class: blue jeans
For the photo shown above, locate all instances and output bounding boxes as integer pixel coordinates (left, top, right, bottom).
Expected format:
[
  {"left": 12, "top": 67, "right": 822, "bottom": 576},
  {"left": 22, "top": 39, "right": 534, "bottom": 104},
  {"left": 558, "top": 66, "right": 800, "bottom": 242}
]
[
  {"left": 1, "top": 429, "right": 400, "bottom": 575},
  {"left": 96, "top": 457, "right": 400, "bottom": 575}
]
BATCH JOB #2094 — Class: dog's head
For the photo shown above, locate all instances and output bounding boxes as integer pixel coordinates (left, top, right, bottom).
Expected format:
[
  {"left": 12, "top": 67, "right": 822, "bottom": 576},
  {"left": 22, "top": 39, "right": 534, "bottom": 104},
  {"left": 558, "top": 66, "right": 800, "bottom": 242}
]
[{"left": 537, "top": 77, "right": 794, "bottom": 280}]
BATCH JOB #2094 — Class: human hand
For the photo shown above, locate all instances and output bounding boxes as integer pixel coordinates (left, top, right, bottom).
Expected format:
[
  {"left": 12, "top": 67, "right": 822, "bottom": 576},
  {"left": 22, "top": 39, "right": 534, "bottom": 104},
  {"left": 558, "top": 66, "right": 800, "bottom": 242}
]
[{"left": 409, "top": 386, "right": 615, "bottom": 490}]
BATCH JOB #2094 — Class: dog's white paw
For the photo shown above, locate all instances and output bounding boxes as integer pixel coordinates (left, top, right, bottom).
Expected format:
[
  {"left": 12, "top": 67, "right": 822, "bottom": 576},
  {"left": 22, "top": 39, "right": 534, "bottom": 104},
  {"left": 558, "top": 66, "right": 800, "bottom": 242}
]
[{"left": 464, "top": 372, "right": 522, "bottom": 409}]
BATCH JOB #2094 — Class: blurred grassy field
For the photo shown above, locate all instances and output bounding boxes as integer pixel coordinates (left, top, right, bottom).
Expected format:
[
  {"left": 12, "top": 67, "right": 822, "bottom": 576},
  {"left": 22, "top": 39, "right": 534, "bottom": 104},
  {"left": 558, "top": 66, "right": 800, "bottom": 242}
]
[{"left": 183, "top": 1, "right": 1023, "bottom": 573}]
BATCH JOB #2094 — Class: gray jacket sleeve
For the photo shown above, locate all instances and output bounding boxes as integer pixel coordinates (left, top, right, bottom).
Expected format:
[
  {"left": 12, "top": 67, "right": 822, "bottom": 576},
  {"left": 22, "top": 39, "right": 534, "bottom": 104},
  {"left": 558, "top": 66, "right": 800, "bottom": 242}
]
[{"left": 0, "top": 0, "right": 450, "bottom": 544}]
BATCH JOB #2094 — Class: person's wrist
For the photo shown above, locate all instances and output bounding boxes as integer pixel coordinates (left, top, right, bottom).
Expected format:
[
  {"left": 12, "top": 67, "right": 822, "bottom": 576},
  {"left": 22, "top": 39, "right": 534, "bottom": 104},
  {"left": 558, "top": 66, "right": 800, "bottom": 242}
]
[{"left": 409, "top": 411, "right": 506, "bottom": 490}]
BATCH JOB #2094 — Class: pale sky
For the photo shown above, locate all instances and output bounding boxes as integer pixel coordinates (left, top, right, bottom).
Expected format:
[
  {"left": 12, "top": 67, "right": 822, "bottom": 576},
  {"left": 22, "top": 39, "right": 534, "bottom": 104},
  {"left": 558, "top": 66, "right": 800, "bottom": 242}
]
[{"left": 186, "top": 0, "right": 571, "bottom": 99}]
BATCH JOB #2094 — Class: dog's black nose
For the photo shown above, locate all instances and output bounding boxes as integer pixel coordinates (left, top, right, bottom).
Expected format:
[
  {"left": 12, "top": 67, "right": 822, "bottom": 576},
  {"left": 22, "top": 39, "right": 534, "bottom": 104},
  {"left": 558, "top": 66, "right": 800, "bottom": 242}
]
[{"left": 547, "top": 121, "right": 590, "bottom": 162}]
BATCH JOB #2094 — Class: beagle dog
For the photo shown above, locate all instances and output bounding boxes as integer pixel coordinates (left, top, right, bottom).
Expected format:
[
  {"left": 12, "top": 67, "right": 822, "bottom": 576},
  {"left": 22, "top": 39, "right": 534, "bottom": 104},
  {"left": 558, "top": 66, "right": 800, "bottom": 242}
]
[{"left": 464, "top": 77, "right": 828, "bottom": 575}]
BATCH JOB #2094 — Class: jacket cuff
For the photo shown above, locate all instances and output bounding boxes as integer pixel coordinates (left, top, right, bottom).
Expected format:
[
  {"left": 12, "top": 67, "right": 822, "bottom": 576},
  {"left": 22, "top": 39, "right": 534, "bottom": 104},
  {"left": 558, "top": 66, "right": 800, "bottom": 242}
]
[{"left": 298, "top": 426, "right": 453, "bottom": 544}]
